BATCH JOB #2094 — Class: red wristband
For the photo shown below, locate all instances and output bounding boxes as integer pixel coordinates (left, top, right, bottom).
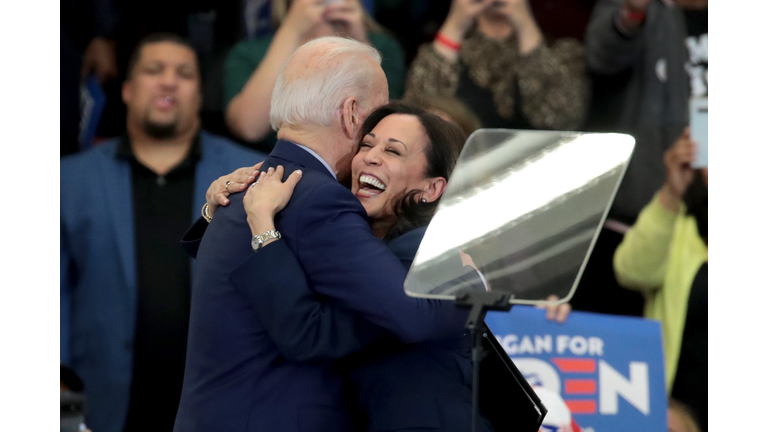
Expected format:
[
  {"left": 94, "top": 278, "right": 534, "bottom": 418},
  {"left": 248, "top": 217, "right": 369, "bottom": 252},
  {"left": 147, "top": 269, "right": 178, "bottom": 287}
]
[{"left": 435, "top": 33, "right": 462, "bottom": 51}]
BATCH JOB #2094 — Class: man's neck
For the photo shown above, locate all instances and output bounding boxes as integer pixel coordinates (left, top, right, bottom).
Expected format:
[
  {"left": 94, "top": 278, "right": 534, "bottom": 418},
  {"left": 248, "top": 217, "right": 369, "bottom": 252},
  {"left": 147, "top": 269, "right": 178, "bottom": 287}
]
[
  {"left": 127, "top": 123, "right": 198, "bottom": 176},
  {"left": 278, "top": 127, "right": 346, "bottom": 177}
]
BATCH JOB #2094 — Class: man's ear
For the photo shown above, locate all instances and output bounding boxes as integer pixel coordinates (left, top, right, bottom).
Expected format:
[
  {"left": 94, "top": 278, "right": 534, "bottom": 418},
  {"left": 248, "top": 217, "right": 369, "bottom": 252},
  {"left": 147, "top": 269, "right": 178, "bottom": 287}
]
[
  {"left": 340, "top": 97, "right": 360, "bottom": 140},
  {"left": 421, "top": 177, "right": 448, "bottom": 203}
]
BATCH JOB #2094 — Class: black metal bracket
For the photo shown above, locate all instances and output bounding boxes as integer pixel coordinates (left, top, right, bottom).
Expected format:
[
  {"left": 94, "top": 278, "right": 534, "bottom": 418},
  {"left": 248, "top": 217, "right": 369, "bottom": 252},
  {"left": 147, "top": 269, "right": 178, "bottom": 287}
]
[
  {"left": 454, "top": 290, "right": 513, "bottom": 432},
  {"left": 454, "top": 290, "right": 513, "bottom": 331}
]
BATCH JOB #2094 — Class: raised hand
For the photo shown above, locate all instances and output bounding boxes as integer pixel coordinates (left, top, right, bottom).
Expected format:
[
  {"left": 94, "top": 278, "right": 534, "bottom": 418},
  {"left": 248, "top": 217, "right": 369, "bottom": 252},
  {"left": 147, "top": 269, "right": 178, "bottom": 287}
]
[
  {"left": 660, "top": 128, "right": 697, "bottom": 212},
  {"left": 489, "top": 0, "right": 534, "bottom": 27},
  {"left": 442, "top": 0, "right": 496, "bottom": 41},
  {"left": 282, "top": 0, "right": 329, "bottom": 40},
  {"left": 323, "top": 0, "right": 368, "bottom": 43}
]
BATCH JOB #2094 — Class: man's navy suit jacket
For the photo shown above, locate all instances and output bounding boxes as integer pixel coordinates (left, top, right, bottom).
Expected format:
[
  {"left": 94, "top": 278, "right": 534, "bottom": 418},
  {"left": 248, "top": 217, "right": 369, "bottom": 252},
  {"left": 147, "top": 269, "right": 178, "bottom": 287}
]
[
  {"left": 225, "top": 226, "right": 496, "bottom": 432},
  {"left": 174, "top": 141, "right": 468, "bottom": 432},
  {"left": 60, "top": 132, "right": 265, "bottom": 432}
]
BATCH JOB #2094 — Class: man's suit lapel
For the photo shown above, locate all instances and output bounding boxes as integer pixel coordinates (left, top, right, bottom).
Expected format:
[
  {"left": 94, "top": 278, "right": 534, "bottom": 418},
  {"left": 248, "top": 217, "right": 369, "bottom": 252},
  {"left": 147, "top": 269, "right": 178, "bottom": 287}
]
[{"left": 97, "top": 144, "right": 137, "bottom": 299}]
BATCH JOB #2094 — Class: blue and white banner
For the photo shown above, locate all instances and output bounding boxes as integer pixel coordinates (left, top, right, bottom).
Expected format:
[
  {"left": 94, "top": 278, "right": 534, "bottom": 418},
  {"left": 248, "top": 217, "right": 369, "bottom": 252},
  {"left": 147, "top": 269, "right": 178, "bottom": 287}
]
[{"left": 485, "top": 307, "right": 667, "bottom": 432}]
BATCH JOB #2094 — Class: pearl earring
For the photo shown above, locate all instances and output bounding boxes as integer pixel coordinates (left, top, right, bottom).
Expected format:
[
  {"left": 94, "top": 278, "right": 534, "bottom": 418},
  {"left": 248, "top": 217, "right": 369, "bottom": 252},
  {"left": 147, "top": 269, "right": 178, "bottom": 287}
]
[{"left": 421, "top": 198, "right": 427, "bottom": 203}]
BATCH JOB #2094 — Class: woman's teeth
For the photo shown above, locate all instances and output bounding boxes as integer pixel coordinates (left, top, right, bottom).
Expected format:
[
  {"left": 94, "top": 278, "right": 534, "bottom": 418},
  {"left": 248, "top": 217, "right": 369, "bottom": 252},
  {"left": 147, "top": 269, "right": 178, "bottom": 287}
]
[{"left": 359, "top": 174, "right": 386, "bottom": 191}]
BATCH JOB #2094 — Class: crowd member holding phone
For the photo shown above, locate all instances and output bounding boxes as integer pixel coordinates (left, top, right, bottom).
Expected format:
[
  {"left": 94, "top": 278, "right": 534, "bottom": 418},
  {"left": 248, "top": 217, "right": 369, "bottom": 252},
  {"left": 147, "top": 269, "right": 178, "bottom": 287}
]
[
  {"left": 404, "top": 0, "right": 587, "bottom": 131},
  {"left": 572, "top": 0, "right": 707, "bottom": 318},
  {"left": 224, "top": 0, "right": 405, "bottom": 152},
  {"left": 613, "top": 128, "right": 708, "bottom": 431}
]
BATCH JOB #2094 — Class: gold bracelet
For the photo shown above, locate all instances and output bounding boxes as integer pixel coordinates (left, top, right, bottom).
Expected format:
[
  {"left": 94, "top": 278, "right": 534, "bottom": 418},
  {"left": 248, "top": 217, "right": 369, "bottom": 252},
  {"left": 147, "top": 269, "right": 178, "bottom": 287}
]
[{"left": 201, "top": 203, "right": 212, "bottom": 223}]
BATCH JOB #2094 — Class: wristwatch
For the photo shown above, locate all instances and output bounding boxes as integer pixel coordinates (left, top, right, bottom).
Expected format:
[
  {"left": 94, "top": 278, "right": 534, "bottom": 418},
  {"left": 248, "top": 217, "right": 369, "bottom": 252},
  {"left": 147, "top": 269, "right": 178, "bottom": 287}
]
[{"left": 251, "top": 230, "right": 281, "bottom": 252}]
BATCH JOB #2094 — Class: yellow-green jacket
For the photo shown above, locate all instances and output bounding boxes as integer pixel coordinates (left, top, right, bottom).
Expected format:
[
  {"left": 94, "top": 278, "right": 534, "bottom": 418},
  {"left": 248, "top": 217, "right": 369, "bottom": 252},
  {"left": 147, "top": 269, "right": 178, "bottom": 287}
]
[{"left": 613, "top": 193, "right": 708, "bottom": 391}]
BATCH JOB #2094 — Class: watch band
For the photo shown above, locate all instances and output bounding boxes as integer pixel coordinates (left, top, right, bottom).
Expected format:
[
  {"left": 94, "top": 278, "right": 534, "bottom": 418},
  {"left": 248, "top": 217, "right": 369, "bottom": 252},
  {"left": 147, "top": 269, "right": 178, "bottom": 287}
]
[{"left": 251, "top": 229, "right": 281, "bottom": 252}]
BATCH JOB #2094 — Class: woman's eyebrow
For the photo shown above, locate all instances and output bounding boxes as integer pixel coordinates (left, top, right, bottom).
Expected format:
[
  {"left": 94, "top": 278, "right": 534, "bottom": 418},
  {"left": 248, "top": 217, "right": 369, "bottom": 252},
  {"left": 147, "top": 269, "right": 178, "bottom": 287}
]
[{"left": 388, "top": 138, "right": 405, "bottom": 146}]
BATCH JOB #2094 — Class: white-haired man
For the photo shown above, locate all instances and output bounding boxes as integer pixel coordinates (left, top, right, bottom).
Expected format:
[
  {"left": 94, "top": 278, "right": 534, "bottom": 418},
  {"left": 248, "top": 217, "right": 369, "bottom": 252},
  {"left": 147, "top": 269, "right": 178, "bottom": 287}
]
[{"left": 173, "top": 37, "right": 468, "bottom": 432}]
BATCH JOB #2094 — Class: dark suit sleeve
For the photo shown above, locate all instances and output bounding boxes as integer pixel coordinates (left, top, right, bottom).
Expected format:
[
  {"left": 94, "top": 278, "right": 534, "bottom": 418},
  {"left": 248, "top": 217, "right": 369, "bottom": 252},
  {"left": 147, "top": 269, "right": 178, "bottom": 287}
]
[
  {"left": 229, "top": 241, "right": 391, "bottom": 361},
  {"left": 181, "top": 217, "right": 209, "bottom": 259},
  {"left": 293, "top": 183, "right": 468, "bottom": 344}
]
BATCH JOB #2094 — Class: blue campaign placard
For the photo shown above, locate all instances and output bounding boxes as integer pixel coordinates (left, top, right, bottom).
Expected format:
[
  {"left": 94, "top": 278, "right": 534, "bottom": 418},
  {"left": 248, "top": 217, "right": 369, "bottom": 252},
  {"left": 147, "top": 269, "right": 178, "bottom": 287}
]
[{"left": 485, "top": 307, "right": 667, "bottom": 432}]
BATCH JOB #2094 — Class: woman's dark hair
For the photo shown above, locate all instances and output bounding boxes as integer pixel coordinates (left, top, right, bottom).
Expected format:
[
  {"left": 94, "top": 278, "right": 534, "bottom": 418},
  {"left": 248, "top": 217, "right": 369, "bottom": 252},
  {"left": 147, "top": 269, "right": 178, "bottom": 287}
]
[{"left": 357, "top": 102, "right": 468, "bottom": 240}]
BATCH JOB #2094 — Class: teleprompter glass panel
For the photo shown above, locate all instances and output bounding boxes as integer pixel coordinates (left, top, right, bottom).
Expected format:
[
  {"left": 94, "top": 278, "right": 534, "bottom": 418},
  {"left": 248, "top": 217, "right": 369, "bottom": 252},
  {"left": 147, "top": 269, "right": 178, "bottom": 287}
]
[{"left": 404, "top": 130, "right": 635, "bottom": 305}]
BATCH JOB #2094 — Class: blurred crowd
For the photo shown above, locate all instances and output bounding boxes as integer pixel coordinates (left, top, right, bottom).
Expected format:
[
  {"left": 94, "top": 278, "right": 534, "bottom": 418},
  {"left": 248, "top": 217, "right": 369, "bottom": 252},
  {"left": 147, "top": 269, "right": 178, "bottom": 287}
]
[{"left": 60, "top": 0, "right": 708, "bottom": 431}]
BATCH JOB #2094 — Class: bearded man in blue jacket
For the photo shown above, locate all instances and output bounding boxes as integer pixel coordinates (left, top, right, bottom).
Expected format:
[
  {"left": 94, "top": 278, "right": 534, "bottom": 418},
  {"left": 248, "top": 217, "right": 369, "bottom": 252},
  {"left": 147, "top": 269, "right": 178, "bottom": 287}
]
[{"left": 60, "top": 33, "right": 265, "bottom": 432}]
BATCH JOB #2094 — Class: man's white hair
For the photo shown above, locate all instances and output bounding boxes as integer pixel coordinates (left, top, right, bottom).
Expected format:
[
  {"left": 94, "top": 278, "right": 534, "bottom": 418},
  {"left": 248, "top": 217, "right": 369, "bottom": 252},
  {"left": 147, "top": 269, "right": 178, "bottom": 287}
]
[{"left": 270, "top": 36, "right": 383, "bottom": 131}]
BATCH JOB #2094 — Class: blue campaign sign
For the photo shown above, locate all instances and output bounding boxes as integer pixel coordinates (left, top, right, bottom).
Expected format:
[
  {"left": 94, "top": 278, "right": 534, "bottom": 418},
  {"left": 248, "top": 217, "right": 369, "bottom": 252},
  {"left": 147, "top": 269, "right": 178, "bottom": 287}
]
[{"left": 485, "top": 307, "right": 667, "bottom": 432}]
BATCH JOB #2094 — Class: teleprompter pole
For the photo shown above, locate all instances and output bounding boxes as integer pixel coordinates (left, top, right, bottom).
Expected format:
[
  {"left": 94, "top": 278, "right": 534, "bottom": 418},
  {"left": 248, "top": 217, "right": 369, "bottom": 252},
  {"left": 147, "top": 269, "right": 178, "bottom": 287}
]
[{"left": 454, "top": 291, "right": 513, "bottom": 432}]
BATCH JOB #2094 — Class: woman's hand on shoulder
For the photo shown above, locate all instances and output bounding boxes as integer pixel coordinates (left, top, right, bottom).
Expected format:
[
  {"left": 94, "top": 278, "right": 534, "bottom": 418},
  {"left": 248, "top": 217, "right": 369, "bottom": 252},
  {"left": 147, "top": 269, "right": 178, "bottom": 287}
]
[
  {"left": 244, "top": 165, "right": 304, "bottom": 222},
  {"left": 205, "top": 162, "right": 262, "bottom": 218}
]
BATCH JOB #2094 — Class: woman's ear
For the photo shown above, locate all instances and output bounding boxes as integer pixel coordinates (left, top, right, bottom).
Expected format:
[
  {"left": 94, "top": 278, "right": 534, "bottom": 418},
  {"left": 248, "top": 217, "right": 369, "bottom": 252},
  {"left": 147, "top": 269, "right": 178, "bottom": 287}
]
[
  {"left": 421, "top": 177, "right": 448, "bottom": 203},
  {"left": 340, "top": 97, "right": 360, "bottom": 140}
]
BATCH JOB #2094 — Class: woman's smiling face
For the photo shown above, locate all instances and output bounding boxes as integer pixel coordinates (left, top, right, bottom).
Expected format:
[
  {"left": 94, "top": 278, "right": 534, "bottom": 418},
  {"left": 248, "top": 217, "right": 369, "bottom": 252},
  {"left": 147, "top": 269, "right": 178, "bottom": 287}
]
[{"left": 351, "top": 114, "right": 432, "bottom": 225}]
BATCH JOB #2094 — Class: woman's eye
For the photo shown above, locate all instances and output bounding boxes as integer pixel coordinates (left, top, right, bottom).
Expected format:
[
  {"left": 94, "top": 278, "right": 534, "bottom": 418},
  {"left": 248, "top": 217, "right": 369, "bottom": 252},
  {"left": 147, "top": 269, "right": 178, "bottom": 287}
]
[
  {"left": 386, "top": 148, "right": 401, "bottom": 156},
  {"left": 360, "top": 142, "right": 372, "bottom": 149}
]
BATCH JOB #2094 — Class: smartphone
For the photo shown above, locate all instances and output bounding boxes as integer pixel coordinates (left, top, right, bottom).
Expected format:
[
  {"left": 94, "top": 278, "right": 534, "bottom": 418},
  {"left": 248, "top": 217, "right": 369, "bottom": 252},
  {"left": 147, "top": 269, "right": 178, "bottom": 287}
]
[{"left": 689, "top": 97, "right": 708, "bottom": 168}]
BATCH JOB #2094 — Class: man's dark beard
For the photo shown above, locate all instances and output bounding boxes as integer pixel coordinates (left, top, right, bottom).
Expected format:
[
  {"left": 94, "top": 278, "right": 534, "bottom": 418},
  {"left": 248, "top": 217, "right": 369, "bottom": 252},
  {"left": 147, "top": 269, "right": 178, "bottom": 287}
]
[{"left": 144, "top": 120, "right": 177, "bottom": 139}]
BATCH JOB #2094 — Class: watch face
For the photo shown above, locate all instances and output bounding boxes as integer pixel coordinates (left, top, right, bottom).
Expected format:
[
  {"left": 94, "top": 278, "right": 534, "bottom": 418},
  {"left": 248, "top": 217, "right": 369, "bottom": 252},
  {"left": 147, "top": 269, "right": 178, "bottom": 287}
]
[{"left": 251, "top": 236, "right": 261, "bottom": 251}]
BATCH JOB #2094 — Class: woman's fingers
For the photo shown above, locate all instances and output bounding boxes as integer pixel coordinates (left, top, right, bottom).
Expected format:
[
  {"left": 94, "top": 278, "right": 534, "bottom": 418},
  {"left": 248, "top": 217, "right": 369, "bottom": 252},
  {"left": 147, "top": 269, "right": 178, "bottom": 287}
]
[
  {"left": 555, "top": 302, "right": 572, "bottom": 324},
  {"left": 272, "top": 165, "right": 284, "bottom": 178},
  {"left": 284, "top": 169, "right": 303, "bottom": 192}
]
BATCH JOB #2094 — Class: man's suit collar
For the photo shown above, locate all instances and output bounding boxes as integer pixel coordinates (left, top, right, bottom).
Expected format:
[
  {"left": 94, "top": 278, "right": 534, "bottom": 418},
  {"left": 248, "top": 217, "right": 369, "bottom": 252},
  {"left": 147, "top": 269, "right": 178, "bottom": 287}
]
[{"left": 270, "top": 140, "right": 337, "bottom": 181}]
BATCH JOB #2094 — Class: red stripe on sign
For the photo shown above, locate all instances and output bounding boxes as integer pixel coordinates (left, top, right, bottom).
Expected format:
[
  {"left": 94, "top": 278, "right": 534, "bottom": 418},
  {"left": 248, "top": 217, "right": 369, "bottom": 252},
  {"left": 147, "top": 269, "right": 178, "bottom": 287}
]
[
  {"left": 551, "top": 358, "right": 596, "bottom": 373},
  {"left": 565, "top": 400, "right": 597, "bottom": 414},
  {"left": 565, "top": 379, "right": 596, "bottom": 394}
]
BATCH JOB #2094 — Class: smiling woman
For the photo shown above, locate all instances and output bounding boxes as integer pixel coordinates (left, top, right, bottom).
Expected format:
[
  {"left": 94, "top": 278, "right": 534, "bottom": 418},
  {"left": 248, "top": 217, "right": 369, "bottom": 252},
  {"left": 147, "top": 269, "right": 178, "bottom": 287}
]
[{"left": 350, "top": 103, "right": 466, "bottom": 239}]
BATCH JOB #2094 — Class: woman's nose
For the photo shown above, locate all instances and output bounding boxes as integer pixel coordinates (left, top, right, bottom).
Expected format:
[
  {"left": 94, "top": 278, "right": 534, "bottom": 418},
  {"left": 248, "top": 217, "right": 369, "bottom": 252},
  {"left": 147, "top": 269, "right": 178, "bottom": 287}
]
[{"left": 364, "top": 147, "right": 382, "bottom": 165}]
